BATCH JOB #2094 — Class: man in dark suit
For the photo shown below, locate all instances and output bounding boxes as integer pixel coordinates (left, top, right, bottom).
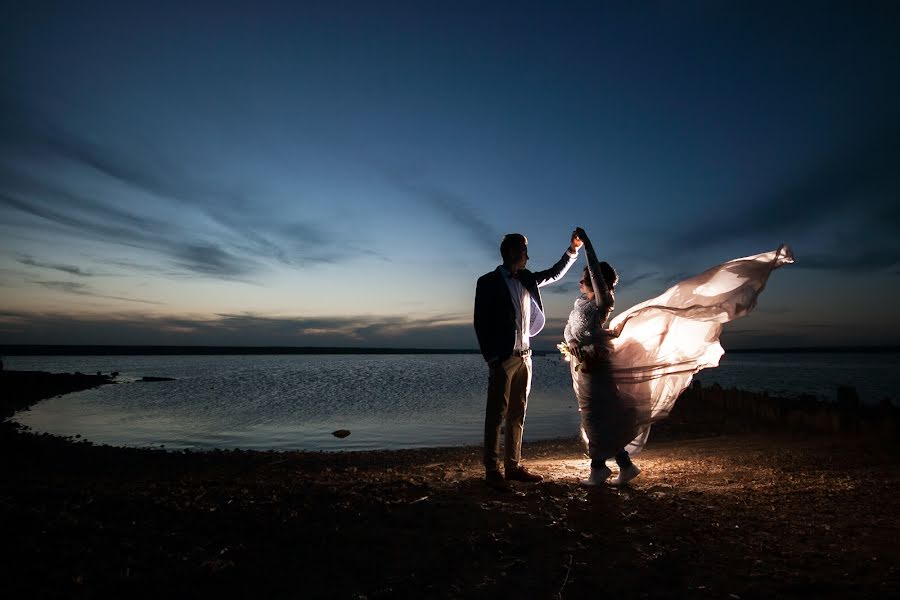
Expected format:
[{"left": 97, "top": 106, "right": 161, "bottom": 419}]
[{"left": 474, "top": 230, "right": 582, "bottom": 488}]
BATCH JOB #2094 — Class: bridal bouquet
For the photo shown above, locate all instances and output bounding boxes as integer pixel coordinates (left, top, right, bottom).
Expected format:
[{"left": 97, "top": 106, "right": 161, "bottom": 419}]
[{"left": 557, "top": 342, "right": 583, "bottom": 370}]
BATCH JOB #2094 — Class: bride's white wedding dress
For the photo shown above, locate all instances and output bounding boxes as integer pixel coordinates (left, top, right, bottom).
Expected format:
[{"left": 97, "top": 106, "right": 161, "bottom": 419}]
[{"left": 568, "top": 242, "right": 794, "bottom": 455}]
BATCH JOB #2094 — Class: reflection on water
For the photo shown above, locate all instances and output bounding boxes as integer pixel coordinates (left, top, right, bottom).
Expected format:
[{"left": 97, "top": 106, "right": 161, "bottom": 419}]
[
  {"left": 6, "top": 352, "right": 898, "bottom": 451},
  {"left": 8, "top": 354, "right": 580, "bottom": 451}
]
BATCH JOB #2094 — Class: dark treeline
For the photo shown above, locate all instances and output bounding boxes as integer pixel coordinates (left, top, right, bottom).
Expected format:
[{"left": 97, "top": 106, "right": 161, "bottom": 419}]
[{"left": 726, "top": 345, "right": 900, "bottom": 354}]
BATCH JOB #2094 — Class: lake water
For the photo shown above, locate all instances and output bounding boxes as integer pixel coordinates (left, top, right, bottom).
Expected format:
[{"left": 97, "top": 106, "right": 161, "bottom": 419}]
[{"left": 6, "top": 352, "right": 899, "bottom": 451}]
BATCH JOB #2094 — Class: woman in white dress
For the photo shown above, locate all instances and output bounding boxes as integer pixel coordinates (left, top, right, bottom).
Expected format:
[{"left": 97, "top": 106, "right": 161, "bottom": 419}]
[
  {"left": 563, "top": 227, "right": 794, "bottom": 486},
  {"left": 564, "top": 230, "right": 644, "bottom": 486}
]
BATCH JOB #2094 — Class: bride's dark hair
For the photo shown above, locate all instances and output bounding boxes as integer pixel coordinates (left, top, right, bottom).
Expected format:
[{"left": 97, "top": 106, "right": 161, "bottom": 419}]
[{"left": 585, "top": 263, "right": 618, "bottom": 289}]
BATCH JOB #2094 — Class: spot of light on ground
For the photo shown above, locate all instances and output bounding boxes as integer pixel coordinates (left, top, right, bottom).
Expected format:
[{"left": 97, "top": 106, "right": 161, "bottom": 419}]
[{"left": 523, "top": 446, "right": 675, "bottom": 484}]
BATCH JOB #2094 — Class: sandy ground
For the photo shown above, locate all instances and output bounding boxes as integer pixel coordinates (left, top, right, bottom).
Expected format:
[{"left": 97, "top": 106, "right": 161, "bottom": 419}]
[{"left": 1, "top": 372, "right": 898, "bottom": 599}]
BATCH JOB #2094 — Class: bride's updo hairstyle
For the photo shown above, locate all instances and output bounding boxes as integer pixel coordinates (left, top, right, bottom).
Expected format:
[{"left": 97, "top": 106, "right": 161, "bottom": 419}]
[
  {"left": 500, "top": 233, "right": 528, "bottom": 261},
  {"left": 585, "top": 263, "right": 618, "bottom": 290},
  {"left": 599, "top": 262, "right": 618, "bottom": 289}
]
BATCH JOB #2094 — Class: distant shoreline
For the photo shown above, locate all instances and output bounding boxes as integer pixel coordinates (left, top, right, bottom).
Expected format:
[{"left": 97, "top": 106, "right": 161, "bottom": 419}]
[
  {"left": 1, "top": 344, "right": 898, "bottom": 356},
  {"left": 0, "top": 345, "right": 481, "bottom": 356},
  {"left": 725, "top": 345, "right": 900, "bottom": 354}
]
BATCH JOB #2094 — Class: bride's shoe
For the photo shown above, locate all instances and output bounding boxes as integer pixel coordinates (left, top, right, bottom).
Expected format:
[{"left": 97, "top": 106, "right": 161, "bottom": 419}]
[
  {"left": 610, "top": 463, "right": 641, "bottom": 486},
  {"left": 580, "top": 465, "right": 612, "bottom": 486}
]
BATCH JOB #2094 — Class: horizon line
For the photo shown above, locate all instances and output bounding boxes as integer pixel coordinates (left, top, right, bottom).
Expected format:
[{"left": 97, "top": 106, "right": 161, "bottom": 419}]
[{"left": 1, "top": 344, "right": 899, "bottom": 356}]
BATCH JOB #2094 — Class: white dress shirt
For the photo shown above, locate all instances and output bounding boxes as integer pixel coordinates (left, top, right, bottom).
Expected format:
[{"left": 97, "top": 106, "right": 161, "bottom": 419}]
[{"left": 498, "top": 266, "right": 547, "bottom": 352}]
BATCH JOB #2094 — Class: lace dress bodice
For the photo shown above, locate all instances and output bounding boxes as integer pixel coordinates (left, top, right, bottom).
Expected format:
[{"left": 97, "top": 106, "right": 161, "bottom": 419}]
[{"left": 564, "top": 296, "right": 613, "bottom": 343}]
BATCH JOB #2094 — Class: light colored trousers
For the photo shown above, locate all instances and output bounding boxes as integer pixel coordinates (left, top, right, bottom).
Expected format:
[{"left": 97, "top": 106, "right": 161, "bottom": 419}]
[{"left": 483, "top": 355, "right": 532, "bottom": 473}]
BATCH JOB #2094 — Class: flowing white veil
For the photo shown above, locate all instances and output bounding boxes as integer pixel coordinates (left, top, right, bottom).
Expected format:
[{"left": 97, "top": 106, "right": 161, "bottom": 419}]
[{"left": 606, "top": 244, "right": 795, "bottom": 453}]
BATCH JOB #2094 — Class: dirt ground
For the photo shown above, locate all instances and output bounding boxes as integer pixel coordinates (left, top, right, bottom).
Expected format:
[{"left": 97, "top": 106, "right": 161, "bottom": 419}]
[{"left": 1, "top": 373, "right": 898, "bottom": 599}]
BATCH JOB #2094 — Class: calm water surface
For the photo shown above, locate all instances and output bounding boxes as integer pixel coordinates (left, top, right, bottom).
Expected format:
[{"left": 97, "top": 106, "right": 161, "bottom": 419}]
[{"left": 6, "top": 352, "right": 898, "bottom": 451}]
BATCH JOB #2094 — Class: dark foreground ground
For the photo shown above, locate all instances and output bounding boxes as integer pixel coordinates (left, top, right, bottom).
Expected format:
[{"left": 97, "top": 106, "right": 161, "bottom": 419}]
[{"left": 1, "top": 371, "right": 898, "bottom": 599}]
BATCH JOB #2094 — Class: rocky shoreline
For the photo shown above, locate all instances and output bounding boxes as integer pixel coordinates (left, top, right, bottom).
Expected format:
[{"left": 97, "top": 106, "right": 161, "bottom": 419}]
[{"left": 1, "top": 370, "right": 898, "bottom": 598}]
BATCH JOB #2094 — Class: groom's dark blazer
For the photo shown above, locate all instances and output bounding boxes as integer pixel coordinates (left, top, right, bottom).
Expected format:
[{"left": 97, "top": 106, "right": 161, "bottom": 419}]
[{"left": 474, "top": 250, "right": 578, "bottom": 363}]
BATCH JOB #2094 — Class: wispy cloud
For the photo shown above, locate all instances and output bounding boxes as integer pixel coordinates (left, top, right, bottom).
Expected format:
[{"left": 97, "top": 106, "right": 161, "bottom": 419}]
[
  {"left": 0, "top": 190, "right": 164, "bottom": 248},
  {"left": 35, "top": 281, "right": 88, "bottom": 294},
  {"left": 1, "top": 190, "right": 259, "bottom": 280},
  {"left": 33, "top": 280, "right": 165, "bottom": 305},
  {"left": 172, "top": 243, "right": 257, "bottom": 279},
  {"left": 1, "top": 90, "right": 222, "bottom": 212},
  {"left": 18, "top": 255, "right": 92, "bottom": 277},
  {"left": 380, "top": 165, "right": 501, "bottom": 255},
  {"left": 0, "top": 309, "right": 475, "bottom": 348},
  {"left": 0, "top": 304, "right": 889, "bottom": 348},
  {"left": 0, "top": 90, "right": 353, "bottom": 276}
]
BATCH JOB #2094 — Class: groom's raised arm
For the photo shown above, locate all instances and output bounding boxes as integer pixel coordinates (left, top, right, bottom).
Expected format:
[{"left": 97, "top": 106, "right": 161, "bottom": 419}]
[{"left": 532, "top": 230, "right": 581, "bottom": 287}]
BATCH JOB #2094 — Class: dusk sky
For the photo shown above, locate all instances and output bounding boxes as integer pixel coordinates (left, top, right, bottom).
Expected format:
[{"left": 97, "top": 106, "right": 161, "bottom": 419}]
[{"left": 1, "top": 1, "right": 898, "bottom": 349}]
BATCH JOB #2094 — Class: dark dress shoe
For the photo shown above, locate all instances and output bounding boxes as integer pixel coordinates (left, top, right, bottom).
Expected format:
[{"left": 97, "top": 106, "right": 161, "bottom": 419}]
[
  {"left": 485, "top": 470, "right": 512, "bottom": 492},
  {"left": 505, "top": 466, "right": 543, "bottom": 483}
]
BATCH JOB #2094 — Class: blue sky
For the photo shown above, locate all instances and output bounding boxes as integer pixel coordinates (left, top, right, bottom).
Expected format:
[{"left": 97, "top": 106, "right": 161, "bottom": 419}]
[{"left": 1, "top": 1, "right": 898, "bottom": 349}]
